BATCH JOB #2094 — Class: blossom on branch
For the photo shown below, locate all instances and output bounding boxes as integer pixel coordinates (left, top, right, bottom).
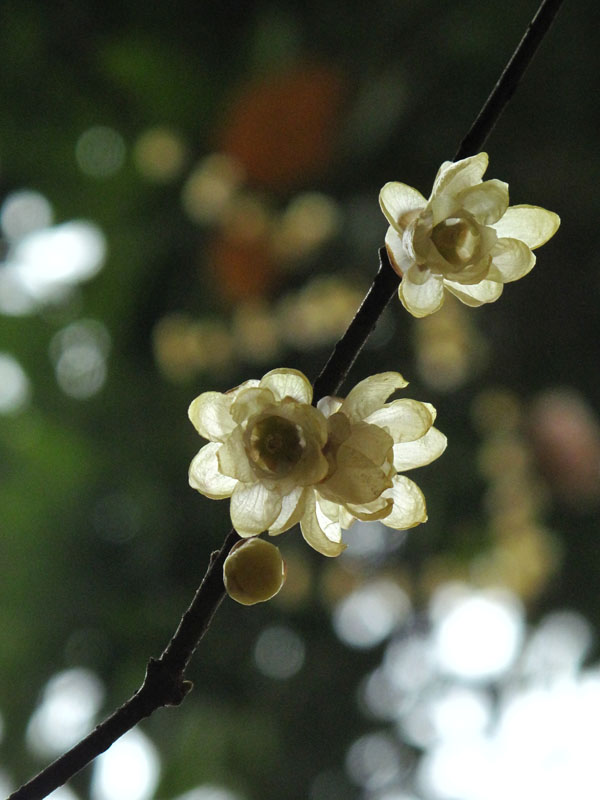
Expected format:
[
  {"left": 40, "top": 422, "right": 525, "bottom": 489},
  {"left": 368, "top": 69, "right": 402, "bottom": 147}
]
[
  {"left": 188, "top": 368, "right": 446, "bottom": 557},
  {"left": 379, "top": 153, "right": 560, "bottom": 317}
]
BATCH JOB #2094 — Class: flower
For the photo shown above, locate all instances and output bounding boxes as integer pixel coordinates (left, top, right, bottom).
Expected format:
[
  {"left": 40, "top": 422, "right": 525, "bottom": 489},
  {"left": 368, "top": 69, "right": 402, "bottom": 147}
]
[
  {"left": 189, "top": 368, "right": 328, "bottom": 538},
  {"left": 188, "top": 368, "right": 446, "bottom": 557},
  {"left": 379, "top": 152, "right": 560, "bottom": 317},
  {"left": 308, "top": 372, "right": 447, "bottom": 554}
]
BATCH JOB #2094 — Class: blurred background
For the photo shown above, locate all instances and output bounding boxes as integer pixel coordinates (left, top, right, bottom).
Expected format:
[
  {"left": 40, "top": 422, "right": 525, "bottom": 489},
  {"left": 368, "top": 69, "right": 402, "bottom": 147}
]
[{"left": 1, "top": 1, "right": 599, "bottom": 799}]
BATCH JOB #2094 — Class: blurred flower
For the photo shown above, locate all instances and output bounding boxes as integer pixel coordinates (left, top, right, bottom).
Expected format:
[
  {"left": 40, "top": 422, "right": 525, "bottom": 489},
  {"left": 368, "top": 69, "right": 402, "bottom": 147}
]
[
  {"left": 379, "top": 153, "right": 560, "bottom": 317},
  {"left": 189, "top": 370, "right": 446, "bottom": 556},
  {"left": 223, "top": 537, "right": 286, "bottom": 606}
]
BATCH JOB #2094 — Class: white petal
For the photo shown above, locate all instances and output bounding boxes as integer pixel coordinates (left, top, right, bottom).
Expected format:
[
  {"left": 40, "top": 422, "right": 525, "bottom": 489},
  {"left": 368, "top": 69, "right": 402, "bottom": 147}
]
[
  {"left": 458, "top": 179, "right": 509, "bottom": 225},
  {"left": 431, "top": 153, "right": 489, "bottom": 199},
  {"left": 379, "top": 182, "right": 426, "bottom": 231},
  {"left": 317, "top": 395, "right": 343, "bottom": 418},
  {"left": 443, "top": 277, "right": 503, "bottom": 306},
  {"left": 365, "top": 399, "right": 434, "bottom": 443},
  {"left": 393, "top": 426, "right": 448, "bottom": 471},
  {"left": 217, "top": 426, "right": 255, "bottom": 482},
  {"left": 230, "top": 482, "right": 282, "bottom": 537},
  {"left": 269, "top": 486, "right": 308, "bottom": 535},
  {"left": 341, "top": 372, "right": 408, "bottom": 423},
  {"left": 260, "top": 368, "right": 313, "bottom": 404},
  {"left": 188, "top": 392, "right": 236, "bottom": 442},
  {"left": 399, "top": 273, "right": 445, "bottom": 317},
  {"left": 491, "top": 204, "right": 560, "bottom": 249},
  {"left": 488, "top": 237, "right": 536, "bottom": 283},
  {"left": 230, "top": 387, "right": 275, "bottom": 424},
  {"left": 385, "top": 227, "right": 415, "bottom": 276},
  {"left": 188, "top": 443, "right": 238, "bottom": 499},
  {"left": 300, "top": 493, "right": 346, "bottom": 557},
  {"left": 382, "top": 475, "right": 427, "bottom": 530}
]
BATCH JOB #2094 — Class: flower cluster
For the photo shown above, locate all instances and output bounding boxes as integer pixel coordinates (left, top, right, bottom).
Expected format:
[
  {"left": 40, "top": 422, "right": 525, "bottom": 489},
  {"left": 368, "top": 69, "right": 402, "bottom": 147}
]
[
  {"left": 379, "top": 153, "right": 560, "bottom": 317},
  {"left": 189, "top": 368, "right": 446, "bottom": 556}
]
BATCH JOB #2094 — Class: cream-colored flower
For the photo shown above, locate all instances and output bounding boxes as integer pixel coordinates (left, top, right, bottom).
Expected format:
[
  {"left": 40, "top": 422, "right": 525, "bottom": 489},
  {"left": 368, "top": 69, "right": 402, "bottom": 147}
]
[
  {"left": 305, "top": 372, "right": 448, "bottom": 555},
  {"left": 379, "top": 153, "right": 560, "bottom": 317},
  {"left": 189, "top": 368, "right": 329, "bottom": 538},
  {"left": 189, "top": 369, "right": 446, "bottom": 559}
]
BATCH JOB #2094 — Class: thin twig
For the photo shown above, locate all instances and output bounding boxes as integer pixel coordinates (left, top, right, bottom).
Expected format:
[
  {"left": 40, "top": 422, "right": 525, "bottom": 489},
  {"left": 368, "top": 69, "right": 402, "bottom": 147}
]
[{"left": 8, "top": 1, "right": 565, "bottom": 797}]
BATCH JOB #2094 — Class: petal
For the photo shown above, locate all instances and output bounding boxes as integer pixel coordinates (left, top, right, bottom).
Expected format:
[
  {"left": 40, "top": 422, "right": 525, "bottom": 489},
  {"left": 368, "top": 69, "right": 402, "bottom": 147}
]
[
  {"left": 431, "top": 153, "right": 489, "bottom": 199},
  {"left": 443, "top": 277, "right": 503, "bottom": 306},
  {"left": 188, "top": 443, "right": 238, "bottom": 499},
  {"left": 458, "top": 179, "right": 509, "bottom": 225},
  {"left": 300, "top": 493, "right": 346, "bottom": 557},
  {"left": 317, "top": 395, "right": 343, "bottom": 418},
  {"left": 491, "top": 205, "right": 560, "bottom": 249},
  {"left": 217, "top": 426, "right": 255, "bottom": 482},
  {"left": 260, "top": 368, "right": 313, "bottom": 404},
  {"left": 393, "top": 426, "right": 448, "bottom": 471},
  {"left": 399, "top": 273, "right": 445, "bottom": 317},
  {"left": 188, "top": 392, "right": 236, "bottom": 442},
  {"left": 230, "top": 387, "right": 275, "bottom": 424},
  {"left": 488, "top": 237, "right": 536, "bottom": 283},
  {"left": 343, "top": 421, "right": 394, "bottom": 465},
  {"left": 379, "top": 182, "right": 426, "bottom": 231},
  {"left": 269, "top": 486, "right": 308, "bottom": 535},
  {"left": 322, "top": 445, "right": 393, "bottom": 505},
  {"left": 345, "top": 494, "right": 394, "bottom": 522},
  {"left": 230, "top": 482, "right": 282, "bottom": 537},
  {"left": 382, "top": 475, "right": 427, "bottom": 530},
  {"left": 341, "top": 372, "right": 408, "bottom": 423},
  {"left": 365, "top": 399, "right": 434, "bottom": 443},
  {"left": 385, "top": 226, "right": 415, "bottom": 276}
]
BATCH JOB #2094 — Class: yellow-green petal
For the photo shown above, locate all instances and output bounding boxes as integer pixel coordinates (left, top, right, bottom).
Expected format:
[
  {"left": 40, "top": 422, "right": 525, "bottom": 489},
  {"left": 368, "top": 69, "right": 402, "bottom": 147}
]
[
  {"left": 431, "top": 153, "right": 489, "bottom": 199},
  {"left": 491, "top": 204, "right": 560, "bottom": 249},
  {"left": 379, "top": 181, "right": 426, "bottom": 232},
  {"left": 188, "top": 391, "right": 236, "bottom": 442},
  {"left": 443, "top": 277, "right": 503, "bottom": 306},
  {"left": 458, "top": 179, "right": 509, "bottom": 225},
  {"left": 392, "top": 426, "right": 448, "bottom": 472},
  {"left": 399, "top": 273, "right": 445, "bottom": 317},
  {"left": 300, "top": 493, "right": 346, "bottom": 557},
  {"left": 260, "top": 368, "right": 313, "bottom": 404},
  {"left": 382, "top": 475, "right": 427, "bottom": 530},
  {"left": 341, "top": 372, "right": 408, "bottom": 423},
  {"left": 488, "top": 237, "right": 536, "bottom": 283},
  {"left": 188, "top": 442, "right": 238, "bottom": 499},
  {"left": 230, "top": 481, "right": 282, "bottom": 537},
  {"left": 365, "top": 398, "right": 434, "bottom": 443}
]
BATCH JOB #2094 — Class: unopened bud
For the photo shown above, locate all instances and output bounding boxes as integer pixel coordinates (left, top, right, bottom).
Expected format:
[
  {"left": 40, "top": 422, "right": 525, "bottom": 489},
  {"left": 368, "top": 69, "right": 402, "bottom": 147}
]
[{"left": 223, "top": 537, "right": 286, "bottom": 606}]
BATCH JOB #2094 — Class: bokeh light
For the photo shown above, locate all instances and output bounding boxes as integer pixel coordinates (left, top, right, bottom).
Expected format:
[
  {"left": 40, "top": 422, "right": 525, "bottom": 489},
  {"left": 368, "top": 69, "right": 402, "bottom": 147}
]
[
  {"left": 49, "top": 319, "right": 111, "bottom": 399},
  {"left": 0, "top": 352, "right": 31, "bottom": 413},
  {"left": 26, "top": 668, "right": 105, "bottom": 757},
  {"left": 133, "top": 127, "right": 186, "bottom": 182},
  {"left": 90, "top": 728, "right": 160, "bottom": 800},
  {"left": 333, "top": 580, "right": 411, "bottom": 649},
  {"left": 253, "top": 624, "right": 305, "bottom": 680},
  {"left": 76, "top": 126, "right": 126, "bottom": 179},
  {"left": 0, "top": 189, "right": 53, "bottom": 241},
  {"left": 430, "top": 585, "right": 524, "bottom": 681}
]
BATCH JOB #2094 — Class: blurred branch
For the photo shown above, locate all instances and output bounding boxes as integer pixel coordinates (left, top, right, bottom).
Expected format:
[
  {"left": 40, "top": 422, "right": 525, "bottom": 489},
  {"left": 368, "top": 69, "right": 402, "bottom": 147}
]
[{"left": 8, "top": 0, "right": 565, "bottom": 797}]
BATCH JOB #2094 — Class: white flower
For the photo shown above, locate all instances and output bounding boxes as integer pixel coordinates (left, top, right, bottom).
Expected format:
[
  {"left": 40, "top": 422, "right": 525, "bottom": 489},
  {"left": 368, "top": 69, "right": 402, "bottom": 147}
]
[
  {"left": 379, "top": 152, "right": 560, "bottom": 317},
  {"left": 189, "top": 368, "right": 328, "bottom": 539},
  {"left": 188, "top": 369, "right": 446, "bottom": 558},
  {"left": 307, "top": 372, "right": 447, "bottom": 553}
]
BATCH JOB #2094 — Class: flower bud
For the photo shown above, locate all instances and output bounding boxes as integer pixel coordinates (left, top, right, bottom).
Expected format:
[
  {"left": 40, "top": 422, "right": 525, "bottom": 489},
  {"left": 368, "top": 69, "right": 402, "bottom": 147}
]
[{"left": 223, "top": 537, "right": 286, "bottom": 606}]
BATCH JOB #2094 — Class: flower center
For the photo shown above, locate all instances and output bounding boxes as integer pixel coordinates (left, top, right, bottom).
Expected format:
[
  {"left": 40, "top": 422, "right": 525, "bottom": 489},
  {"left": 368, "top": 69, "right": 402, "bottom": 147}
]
[
  {"left": 431, "top": 216, "right": 481, "bottom": 268},
  {"left": 247, "top": 415, "right": 305, "bottom": 477}
]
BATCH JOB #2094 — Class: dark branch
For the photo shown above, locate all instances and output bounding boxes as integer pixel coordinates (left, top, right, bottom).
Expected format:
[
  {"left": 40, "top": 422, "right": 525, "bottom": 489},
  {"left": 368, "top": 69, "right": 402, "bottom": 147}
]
[{"left": 8, "top": 1, "right": 565, "bottom": 797}]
